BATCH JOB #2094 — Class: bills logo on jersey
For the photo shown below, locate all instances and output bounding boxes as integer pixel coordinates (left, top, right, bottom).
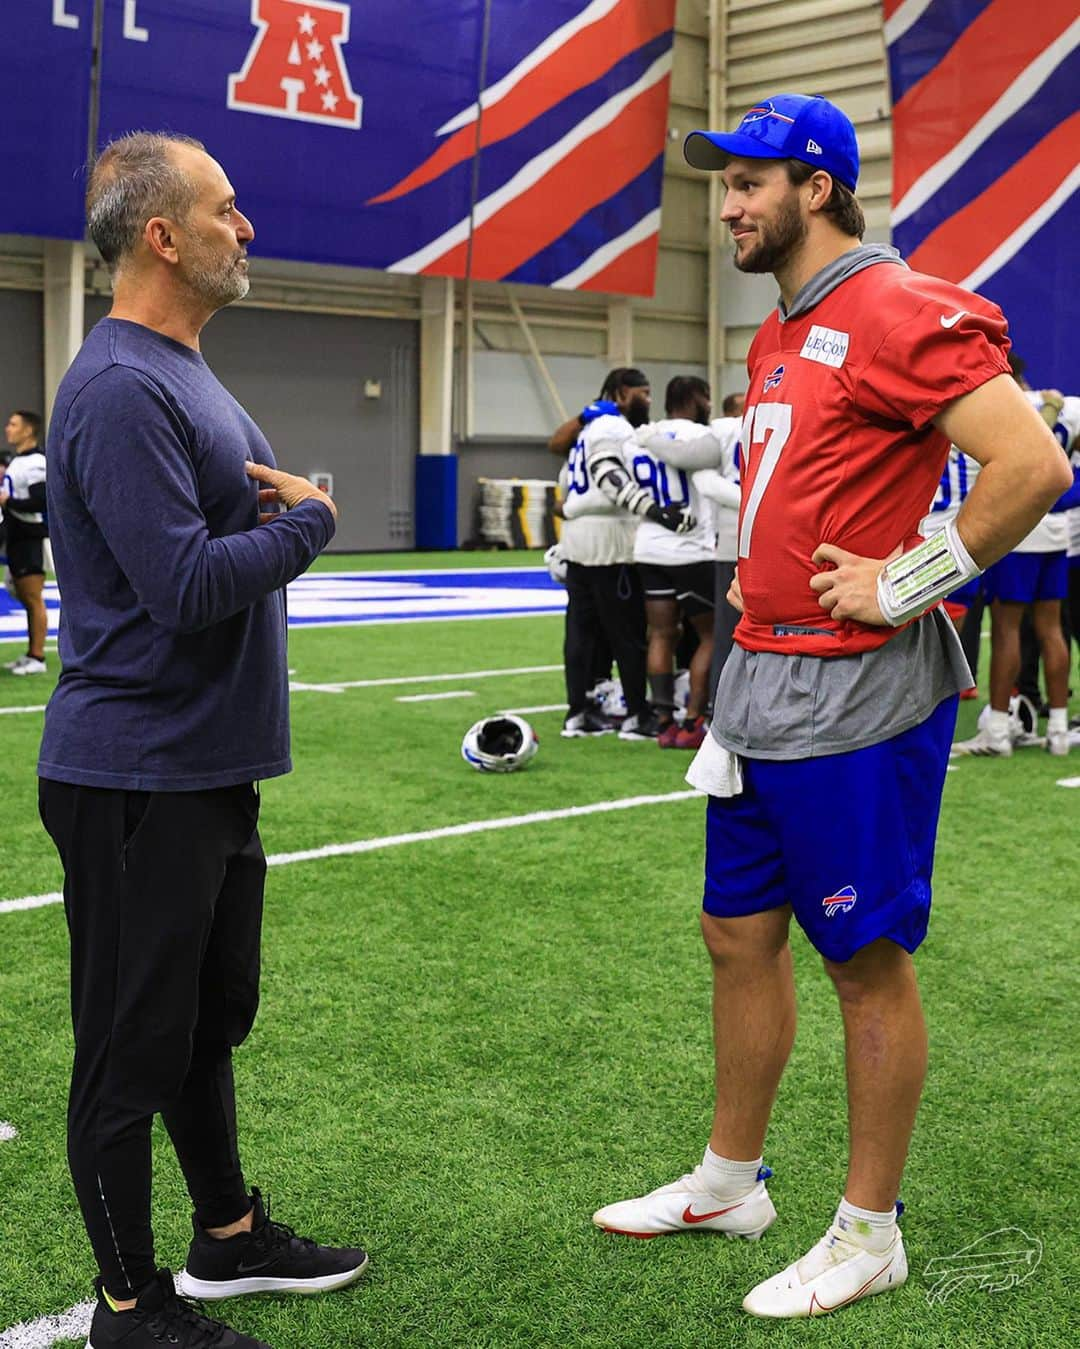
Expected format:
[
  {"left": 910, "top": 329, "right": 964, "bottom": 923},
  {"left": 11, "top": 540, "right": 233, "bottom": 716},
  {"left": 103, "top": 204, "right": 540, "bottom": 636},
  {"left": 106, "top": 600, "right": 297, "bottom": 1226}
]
[
  {"left": 822, "top": 885, "right": 857, "bottom": 918},
  {"left": 229, "top": 0, "right": 362, "bottom": 129},
  {"left": 800, "top": 324, "right": 849, "bottom": 369},
  {"left": 763, "top": 363, "right": 785, "bottom": 392}
]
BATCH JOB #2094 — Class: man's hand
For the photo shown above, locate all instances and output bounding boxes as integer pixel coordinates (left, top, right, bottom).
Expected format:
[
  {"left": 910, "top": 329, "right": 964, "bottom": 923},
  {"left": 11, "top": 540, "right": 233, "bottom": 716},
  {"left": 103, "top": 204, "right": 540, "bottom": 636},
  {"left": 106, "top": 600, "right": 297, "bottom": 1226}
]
[
  {"left": 809, "top": 542, "right": 900, "bottom": 624},
  {"left": 727, "top": 567, "right": 743, "bottom": 614},
  {"left": 647, "top": 502, "right": 696, "bottom": 534},
  {"left": 245, "top": 462, "right": 338, "bottom": 523}
]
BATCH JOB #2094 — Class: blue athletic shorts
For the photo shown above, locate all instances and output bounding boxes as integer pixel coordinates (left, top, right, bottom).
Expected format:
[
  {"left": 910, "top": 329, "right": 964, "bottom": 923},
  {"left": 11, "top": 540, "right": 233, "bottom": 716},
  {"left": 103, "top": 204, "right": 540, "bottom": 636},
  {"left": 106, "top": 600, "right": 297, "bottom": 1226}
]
[
  {"left": 984, "top": 551, "right": 1068, "bottom": 603},
  {"left": 703, "top": 696, "right": 958, "bottom": 963}
]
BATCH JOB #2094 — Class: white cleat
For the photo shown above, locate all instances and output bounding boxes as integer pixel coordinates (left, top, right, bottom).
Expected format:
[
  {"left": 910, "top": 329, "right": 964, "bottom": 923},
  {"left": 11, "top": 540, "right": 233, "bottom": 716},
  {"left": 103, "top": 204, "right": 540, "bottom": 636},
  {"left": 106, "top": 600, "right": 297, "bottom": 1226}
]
[
  {"left": 742, "top": 1224, "right": 907, "bottom": 1318},
  {"left": 592, "top": 1166, "right": 776, "bottom": 1240},
  {"left": 951, "top": 727, "right": 1012, "bottom": 757},
  {"left": 1045, "top": 730, "right": 1070, "bottom": 757}
]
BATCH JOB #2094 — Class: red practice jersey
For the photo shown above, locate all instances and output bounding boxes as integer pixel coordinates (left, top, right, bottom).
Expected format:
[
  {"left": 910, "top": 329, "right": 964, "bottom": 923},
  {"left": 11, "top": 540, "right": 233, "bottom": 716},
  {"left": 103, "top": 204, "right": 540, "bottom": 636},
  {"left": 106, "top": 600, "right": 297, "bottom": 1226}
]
[{"left": 736, "top": 262, "right": 1010, "bottom": 657}]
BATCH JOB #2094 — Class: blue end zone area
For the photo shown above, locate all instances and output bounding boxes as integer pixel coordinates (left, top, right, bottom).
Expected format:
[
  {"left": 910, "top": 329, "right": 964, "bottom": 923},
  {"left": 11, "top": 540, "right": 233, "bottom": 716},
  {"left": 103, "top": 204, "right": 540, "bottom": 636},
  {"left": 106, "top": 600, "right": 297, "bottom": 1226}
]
[{"left": 0, "top": 568, "right": 566, "bottom": 641}]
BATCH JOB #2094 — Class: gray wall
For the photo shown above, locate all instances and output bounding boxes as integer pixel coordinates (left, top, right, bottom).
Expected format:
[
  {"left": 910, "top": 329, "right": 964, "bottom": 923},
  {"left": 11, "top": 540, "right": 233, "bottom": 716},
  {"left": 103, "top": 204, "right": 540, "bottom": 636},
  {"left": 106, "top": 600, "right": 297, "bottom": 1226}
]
[
  {"left": 85, "top": 298, "right": 419, "bottom": 552},
  {"left": 0, "top": 290, "right": 44, "bottom": 426},
  {"left": 457, "top": 438, "right": 561, "bottom": 547}
]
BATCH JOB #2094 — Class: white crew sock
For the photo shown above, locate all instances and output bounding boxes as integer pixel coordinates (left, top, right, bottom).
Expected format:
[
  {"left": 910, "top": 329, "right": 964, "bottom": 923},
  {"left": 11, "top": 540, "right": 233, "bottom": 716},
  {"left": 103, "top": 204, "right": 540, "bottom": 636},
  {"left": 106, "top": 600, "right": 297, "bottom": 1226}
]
[
  {"left": 699, "top": 1146, "right": 763, "bottom": 1199},
  {"left": 1048, "top": 707, "right": 1068, "bottom": 733},
  {"left": 835, "top": 1197, "right": 897, "bottom": 1254},
  {"left": 987, "top": 708, "right": 1011, "bottom": 737}
]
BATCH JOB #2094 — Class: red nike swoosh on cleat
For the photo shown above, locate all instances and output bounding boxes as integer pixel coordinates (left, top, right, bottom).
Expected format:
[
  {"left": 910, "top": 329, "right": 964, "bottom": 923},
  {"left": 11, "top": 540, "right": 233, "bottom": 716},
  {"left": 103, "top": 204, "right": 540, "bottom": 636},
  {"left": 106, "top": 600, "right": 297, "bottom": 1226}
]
[
  {"left": 807, "top": 1259, "right": 893, "bottom": 1314},
  {"left": 682, "top": 1201, "right": 745, "bottom": 1224}
]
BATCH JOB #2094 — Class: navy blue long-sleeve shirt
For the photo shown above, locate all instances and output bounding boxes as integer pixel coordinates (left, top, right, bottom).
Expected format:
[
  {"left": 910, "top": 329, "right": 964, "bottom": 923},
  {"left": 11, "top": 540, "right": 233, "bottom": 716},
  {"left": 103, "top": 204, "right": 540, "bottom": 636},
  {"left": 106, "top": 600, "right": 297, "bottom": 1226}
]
[{"left": 39, "top": 318, "right": 334, "bottom": 791}]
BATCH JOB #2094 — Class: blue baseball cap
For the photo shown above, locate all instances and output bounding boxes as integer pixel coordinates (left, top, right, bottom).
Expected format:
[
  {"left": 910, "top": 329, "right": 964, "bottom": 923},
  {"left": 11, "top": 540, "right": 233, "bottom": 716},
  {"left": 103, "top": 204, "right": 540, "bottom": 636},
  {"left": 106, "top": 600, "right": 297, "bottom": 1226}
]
[{"left": 684, "top": 93, "right": 859, "bottom": 192}]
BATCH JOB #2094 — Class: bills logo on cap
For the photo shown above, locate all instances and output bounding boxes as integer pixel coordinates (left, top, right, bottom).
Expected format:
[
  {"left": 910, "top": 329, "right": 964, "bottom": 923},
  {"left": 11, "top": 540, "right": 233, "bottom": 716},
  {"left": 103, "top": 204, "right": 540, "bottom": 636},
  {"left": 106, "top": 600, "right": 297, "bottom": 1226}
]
[
  {"left": 763, "top": 363, "right": 786, "bottom": 392},
  {"left": 823, "top": 885, "right": 857, "bottom": 918},
  {"left": 741, "top": 100, "right": 796, "bottom": 127},
  {"left": 229, "top": 0, "right": 362, "bottom": 129}
]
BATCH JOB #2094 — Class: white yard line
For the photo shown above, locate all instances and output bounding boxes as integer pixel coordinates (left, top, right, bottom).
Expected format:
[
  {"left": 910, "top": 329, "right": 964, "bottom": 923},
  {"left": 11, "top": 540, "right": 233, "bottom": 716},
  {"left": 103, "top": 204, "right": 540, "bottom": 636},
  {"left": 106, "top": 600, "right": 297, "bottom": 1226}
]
[
  {"left": 292, "top": 663, "right": 561, "bottom": 693},
  {"left": 0, "top": 705, "right": 47, "bottom": 716},
  {"left": 499, "top": 703, "right": 567, "bottom": 715},
  {"left": 0, "top": 790, "right": 701, "bottom": 917},
  {"left": 395, "top": 690, "right": 476, "bottom": 703},
  {"left": 0, "top": 1300, "right": 96, "bottom": 1349},
  {"left": 1057, "top": 776, "right": 1080, "bottom": 788}
]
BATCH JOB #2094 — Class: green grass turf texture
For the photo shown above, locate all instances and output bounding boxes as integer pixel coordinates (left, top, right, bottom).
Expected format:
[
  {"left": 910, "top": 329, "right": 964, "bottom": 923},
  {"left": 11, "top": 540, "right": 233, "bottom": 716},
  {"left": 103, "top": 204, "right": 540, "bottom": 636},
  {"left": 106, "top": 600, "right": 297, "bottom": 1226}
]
[{"left": 1, "top": 552, "right": 1077, "bottom": 1348}]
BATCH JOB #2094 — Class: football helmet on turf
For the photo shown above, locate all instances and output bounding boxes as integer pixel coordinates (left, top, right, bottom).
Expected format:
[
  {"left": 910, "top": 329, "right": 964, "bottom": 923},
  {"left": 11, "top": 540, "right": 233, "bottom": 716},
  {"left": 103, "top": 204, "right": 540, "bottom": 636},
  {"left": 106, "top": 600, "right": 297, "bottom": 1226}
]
[{"left": 461, "top": 715, "right": 539, "bottom": 772}]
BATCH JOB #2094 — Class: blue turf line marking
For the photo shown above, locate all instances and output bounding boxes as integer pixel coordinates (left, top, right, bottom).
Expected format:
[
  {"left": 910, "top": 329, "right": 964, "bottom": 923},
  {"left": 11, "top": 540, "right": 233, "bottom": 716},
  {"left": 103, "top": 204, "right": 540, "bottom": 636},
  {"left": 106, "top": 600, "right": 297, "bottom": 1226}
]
[{"left": 0, "top": 568, "right": 565, "bottom": 638}]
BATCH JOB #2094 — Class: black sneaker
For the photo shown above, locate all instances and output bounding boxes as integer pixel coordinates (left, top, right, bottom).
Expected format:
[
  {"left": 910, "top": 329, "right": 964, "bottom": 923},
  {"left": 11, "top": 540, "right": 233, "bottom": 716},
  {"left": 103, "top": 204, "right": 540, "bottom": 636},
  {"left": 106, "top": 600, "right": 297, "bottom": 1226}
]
[
  {"left": 618, "top": 709, "right": 667, "bottom": 740},
  {"left": 177, "top": 1189, "right": 368, "bottom": 1299},
  {"left": 561, "top": 710, "right": 615, "bottom": 738},
  {"left": 87, "top": 1268, "right": 271, "bottom": 1347}
]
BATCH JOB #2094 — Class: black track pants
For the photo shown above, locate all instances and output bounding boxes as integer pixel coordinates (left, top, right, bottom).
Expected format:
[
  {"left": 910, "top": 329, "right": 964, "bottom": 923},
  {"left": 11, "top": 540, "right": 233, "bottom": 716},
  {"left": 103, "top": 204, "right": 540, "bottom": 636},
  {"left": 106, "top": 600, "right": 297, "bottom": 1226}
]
[
  {"left": 563, "top": 561, "right": 647, "bottom": 717},
  {"left": 39, "top": 779, "right": 265, "bottom": 1298}
]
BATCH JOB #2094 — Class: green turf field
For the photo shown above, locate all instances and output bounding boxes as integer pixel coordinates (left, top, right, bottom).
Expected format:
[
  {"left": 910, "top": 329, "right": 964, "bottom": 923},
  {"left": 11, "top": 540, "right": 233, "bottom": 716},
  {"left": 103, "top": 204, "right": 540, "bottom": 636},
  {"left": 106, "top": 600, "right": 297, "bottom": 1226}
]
[{"left": 1, "top": 553, "right": 1077, "bottom": 1348}]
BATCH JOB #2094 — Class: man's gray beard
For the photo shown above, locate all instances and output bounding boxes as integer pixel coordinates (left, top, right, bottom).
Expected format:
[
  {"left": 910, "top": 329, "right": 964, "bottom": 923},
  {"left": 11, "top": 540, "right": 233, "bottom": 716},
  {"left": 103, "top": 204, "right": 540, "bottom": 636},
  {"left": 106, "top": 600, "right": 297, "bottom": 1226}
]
[
  {"left": 733, "top": 197, "right": 807, "bottom": 275},
  {"left": 184, "top": 253, "right": 249, "bottom": 307}
]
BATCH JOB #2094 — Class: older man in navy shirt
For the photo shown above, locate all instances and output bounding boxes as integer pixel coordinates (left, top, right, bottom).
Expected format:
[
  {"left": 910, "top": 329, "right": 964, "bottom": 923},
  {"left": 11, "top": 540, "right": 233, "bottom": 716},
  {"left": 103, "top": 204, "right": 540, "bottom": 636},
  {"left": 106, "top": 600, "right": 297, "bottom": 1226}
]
[{"left": 41, "top": 132, "right": 367, "bottom": 1349}]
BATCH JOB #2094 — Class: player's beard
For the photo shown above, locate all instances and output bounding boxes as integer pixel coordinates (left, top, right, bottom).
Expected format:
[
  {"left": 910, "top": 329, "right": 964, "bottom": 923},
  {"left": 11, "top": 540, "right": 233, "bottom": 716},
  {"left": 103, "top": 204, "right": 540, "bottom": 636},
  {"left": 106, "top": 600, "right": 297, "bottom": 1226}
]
[
  {"left": 623, "top": 394, "right": 650, "bottom": 428},
  {"left": 733, "top": 194, "right": 807, "bottom": 274},
  {"left": 182, "top": 241, "right": 250, "bottom": 308}
]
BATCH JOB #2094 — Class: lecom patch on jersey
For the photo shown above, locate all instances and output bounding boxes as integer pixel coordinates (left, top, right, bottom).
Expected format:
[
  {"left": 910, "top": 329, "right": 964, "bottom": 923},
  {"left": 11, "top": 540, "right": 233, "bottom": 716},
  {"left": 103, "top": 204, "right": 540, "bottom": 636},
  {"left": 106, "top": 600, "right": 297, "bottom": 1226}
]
[{"left": 800, "top": 325, "right": 850, "bottom": 368}]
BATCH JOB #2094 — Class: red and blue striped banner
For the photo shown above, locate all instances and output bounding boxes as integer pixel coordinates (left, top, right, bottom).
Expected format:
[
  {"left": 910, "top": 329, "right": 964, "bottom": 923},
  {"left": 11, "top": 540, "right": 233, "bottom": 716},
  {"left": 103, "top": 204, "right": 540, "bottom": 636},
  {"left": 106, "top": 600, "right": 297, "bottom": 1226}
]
[{"left": 886, "top": 0, "right": 1079, "bottom": 387}]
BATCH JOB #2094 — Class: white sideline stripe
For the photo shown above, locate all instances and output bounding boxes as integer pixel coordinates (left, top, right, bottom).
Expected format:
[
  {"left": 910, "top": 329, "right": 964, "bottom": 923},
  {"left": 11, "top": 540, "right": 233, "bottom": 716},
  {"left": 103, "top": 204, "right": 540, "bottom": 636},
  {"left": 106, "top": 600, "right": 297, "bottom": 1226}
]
[
  {"left": 959, "top": 165, "right": 1080, "bottom": 290},
  {"left": 891, "top": 20, "right": 1080, "bottom": 226},
  {"left": 1057, "top": 776, "right": 1080, "bottom": 788},
  {"left": 436, "top": 0, "right": 619, "bottom": 134},
  {"left": 0, "top": 705, "right": 47, "bottom": 715},
  {"left": 264, "top": 791, "right": 701, "bottom": 866},
  {"left": 551, "top": 208, "right": 661, "bottom": 289},
  {"left": 883, "top": 0, "right": 934, "bottom": 46},
  {"left": 293, "top": 663, "right": 561, "bottom": 693},
  {"left": 0, "top": 790, "right": 701, "bottom": 916},
  {"left": 395, "top": 690, "right": 476, "bottom": 702},
  {"left": 389, "top": 51, "right": 672, "bottom": 273},
  {"left": 286, "top": 611, "right": 564, "bottom": 631},
  {"left": 0, "top": 1121, "right": 17, "bottom": 1142},
  {"left": 500, "top": 703, "right": 567, "bottom": 714},
  {"left": 0, "top": 1299, "right": 95, "bottom": 1348}
]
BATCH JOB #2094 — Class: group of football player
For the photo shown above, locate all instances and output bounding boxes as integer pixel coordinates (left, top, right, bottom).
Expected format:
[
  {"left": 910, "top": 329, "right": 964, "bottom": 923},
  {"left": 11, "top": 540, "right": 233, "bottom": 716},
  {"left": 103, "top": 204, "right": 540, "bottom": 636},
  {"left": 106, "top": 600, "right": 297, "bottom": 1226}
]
[
  {"left": 938, "top": 356, "right": 1080, "bottom": 758},
  {"left": 545, "top": 367, "right": 745, "bottom": 751},
  {"left": 544, "top": 354, "right": 1080, "bottom": 761}
]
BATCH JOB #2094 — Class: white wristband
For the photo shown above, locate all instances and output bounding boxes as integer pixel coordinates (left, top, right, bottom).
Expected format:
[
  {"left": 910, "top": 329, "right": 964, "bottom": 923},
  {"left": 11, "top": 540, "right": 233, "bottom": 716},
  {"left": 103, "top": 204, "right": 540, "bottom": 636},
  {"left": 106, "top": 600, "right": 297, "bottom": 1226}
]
[{"left": 876, "top": 520, "right": 982, "bottom": 627}]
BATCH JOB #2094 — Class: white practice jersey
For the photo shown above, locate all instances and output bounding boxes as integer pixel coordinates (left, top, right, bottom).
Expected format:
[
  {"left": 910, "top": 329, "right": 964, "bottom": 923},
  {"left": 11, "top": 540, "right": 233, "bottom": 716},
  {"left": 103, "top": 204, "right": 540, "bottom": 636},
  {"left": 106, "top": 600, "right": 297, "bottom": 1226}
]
[
  {"left": 1013, "top": 391, "right": 1080, "bottom": 553},
  {"left": 2, "top": 449, "right": 47, "bottom": 525},
  {"left": 694, "top": 416, "right": 741, "bottom": 562},
  {"left": 920, "top": 446, "right": 981, "bottom": 536},
  {"left": 560, "top": 416, "right": 638, "bottom": 564},
  {"left": 627, "top": 418, "right": 715, "bottom": 565}
]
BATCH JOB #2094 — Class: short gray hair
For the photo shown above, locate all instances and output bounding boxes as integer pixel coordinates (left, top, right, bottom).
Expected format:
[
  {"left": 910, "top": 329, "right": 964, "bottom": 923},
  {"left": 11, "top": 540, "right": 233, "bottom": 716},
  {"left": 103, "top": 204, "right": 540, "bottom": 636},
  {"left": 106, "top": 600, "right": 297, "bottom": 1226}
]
[{"left": 86, "top": 132, "right": 206, "bottom": 270}]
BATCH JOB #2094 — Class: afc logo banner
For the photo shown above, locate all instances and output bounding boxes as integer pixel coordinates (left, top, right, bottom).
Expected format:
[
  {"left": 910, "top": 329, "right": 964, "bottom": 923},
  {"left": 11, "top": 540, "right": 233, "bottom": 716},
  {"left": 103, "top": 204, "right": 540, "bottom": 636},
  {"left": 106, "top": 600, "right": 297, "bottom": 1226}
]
[
  {"left": 229, "top": 0, "right": 362, "bottom": 129},
  {"left": 800, "top": 324, "right": 849, "bottom": 369}
]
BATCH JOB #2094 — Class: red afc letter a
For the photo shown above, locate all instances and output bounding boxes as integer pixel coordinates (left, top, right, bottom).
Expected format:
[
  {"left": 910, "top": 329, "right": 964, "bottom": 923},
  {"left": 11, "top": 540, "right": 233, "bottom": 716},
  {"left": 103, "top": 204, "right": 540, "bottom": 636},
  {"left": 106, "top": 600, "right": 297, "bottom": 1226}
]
[{"left": 228, "top": 0, "right": 362, "bottom": 129}]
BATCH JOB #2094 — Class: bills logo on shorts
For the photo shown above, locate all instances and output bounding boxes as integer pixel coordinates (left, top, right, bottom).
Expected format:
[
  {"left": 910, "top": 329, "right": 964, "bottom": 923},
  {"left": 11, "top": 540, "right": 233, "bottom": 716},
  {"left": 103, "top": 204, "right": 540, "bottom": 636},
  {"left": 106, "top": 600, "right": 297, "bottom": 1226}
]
[
  {"left": 763, "top": 363, "right": 785, "bottom": 392},
  {"left": 229, "top": 0, "right": 362, "bottom": 129},
  {"left": 822, "top": 885, "right": 857, "bottom": 918}
]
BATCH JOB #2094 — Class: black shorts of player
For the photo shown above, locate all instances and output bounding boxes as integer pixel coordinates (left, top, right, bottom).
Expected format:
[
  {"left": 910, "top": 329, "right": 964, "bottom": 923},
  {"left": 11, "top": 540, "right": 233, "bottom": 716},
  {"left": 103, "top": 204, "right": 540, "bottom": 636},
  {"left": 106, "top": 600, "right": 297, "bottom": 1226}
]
[
  {"left": 636, "top": 560, "right": 716, "bottom": 618},
  {"left": 6, "top": 536, "right": 45, "bottom": 579}
]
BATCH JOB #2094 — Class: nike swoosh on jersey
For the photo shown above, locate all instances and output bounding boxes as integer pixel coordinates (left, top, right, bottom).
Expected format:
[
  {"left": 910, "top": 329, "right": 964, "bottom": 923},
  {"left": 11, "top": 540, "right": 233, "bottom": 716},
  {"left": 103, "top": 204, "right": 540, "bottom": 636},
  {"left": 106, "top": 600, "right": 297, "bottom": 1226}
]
[
  {"left": 939, "top": 311, "right": 968, "bottom": 328},
  {"left": 681, "top": 1200, "right": 744, "bottom": 1224}
]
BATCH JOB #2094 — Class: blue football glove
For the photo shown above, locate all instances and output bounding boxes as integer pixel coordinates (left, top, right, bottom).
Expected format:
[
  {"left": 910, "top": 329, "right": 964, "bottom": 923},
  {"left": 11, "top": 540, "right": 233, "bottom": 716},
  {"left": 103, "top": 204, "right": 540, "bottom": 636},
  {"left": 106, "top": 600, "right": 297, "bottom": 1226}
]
[{"left": 579, "top": 399, "right": 619, "bottom": 425}]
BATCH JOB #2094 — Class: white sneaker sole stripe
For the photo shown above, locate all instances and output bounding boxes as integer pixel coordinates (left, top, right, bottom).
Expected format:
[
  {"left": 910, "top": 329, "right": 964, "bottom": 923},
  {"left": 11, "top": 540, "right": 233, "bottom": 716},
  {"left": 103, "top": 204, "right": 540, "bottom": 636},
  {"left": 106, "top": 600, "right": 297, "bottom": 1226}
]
[{"left": 176, "top": 1255, "right": 368, "bottom": 1299}]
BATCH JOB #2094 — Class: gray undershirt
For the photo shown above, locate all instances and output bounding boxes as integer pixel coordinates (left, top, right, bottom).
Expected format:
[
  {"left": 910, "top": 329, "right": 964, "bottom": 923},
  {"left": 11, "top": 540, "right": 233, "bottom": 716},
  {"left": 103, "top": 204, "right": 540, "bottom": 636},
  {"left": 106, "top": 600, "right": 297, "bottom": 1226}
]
[{"left": 711, "top": 609, "right": 972, "bottom": 760}]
